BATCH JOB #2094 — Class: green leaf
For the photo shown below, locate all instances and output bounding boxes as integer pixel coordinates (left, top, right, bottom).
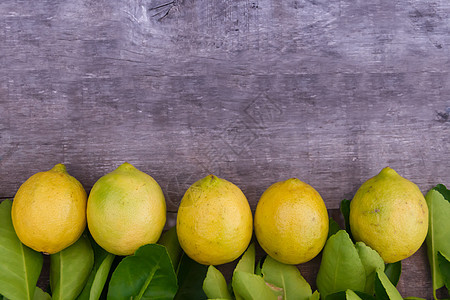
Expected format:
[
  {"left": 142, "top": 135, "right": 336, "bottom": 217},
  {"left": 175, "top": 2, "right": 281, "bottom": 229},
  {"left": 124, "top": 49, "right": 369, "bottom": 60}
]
[
  {"left": 158, "top": 226, "right": 182, "bottom": 269},
  {"left": 384, "top": 261, "right": 401, "bottom": 287},
  {"left": 50, "top": 234, "right": 94, "bottom": 300},
  {"left": 261, "top": 255, "right": 312, "bottom": 300},
  {"left": 374, "top": 270, "right": 402, "bottom": 300},
  {"left": 235, "top": 243, "right": 255, "bottom": 274},
  {"left": 77, "top": 236, "right": 115, "bottom": 300},
  {"left": 316, "top": 230, "right": 366, "bottom": 298},
  {"left": 255, "top": 256, "right": 266, "bottom": 276},
  {"left": 233, "top": 243, "right": 256, "bottom": 300},
  {"left": 203, "top": 266, "right": 232, "bottom": 300},
  {"left": 326, "top": 291, "right": 376, "bottom": 300},
  {"left": 437, "top": 251, "right": 450, "bottom": 290},
  {"left": 425, "top": 185, "right": 450, "bottom": 299},
  {"left": 310, "top": 290, "right": 320, "bottom": 300},
  {"left": 0, "top": 200, "right": 43, "bottom": 300},
  {"left": 346, "top": 290, "right": 363, "bottom": 300},
  {"left": 328, "top": 218, "right": 341, "bottom": 239},
  {"left": 355, "top": 242, "right": 385, "bottom": 294},
  {"left": 232, "top": 271, "right": 278, "bottom": 300},
  {"left": 340, "top": 199, "right": 353, "bottom": 240},
  {"left": 403, "top": 297, "right": 426, "bottom": 300},
  {"left": 32, "top": 287, "right": 51, "bottom": 300},
  {"left": 174, "top": 253, "right": 208, "bottom": 300},
  {"left": 108, "top": 244, "right": 177, "bottom": 300}
]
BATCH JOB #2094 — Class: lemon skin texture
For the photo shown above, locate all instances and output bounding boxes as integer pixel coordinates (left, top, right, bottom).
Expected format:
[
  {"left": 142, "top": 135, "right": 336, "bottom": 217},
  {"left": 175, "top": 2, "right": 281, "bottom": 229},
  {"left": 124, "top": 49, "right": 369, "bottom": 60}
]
[
  {"left": 87, "top": 163, "right": 166, "bottom": 256},
  {"left": 12, "top": 164, "right": 87, "bottom": 254},
  {"left": 349, "top": 167, "right": 428, "bottom": 263},
  {"left": 254, "top": 178, "right": 329, "bottom": 265},
  {"left": 176, "top": 175, "right": 253, "bottom": 265}
]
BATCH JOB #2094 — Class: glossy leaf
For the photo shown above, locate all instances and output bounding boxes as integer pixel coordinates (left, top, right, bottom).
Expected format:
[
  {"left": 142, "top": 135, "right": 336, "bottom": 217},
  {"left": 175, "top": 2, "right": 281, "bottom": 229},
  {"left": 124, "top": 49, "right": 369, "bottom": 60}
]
[
  {"left": 328, "top": 218, "right": 341, "bottom": 239},
  {"left": 203, "top": 266, "right": 232, "bottom": 300},
  {"left": 235, "top": 243, "right": 255, "bottom": 274},
  {"left": 425, "top": 185, "right": 450, "bottom": 300},
  {"left": 384, "top": 261, "right": 401, "bottom": 287},
  {"left": 50, "top": 234, "right": 94, "bottom": 300},
  {"left": 233, "top": 243, "right": 256, "bottom": 300},
  {"left": 232, "top": 271, "right": 278, "bottom": 300},
  {"left": 340, "top": 199, "right": 353, "bottom": 240},
  {"left": 261, "top": 255, "right": 312, "bottom": 300},
  {"left": 158, "top": 226, "right": 182, "bottom": 269},
  {"left": 437, "top": 251, "right": 450, "bottom": 290},
  {"left": 316, "top": 230, "right": 366, "bottom": 298},
  {"left": 255, "top": 256, "right": 266, "bottom": 276},
  {"left": 174, "top": 253, "right": 208, "bottom": 300},
  {"left": 33, "top": 287, "right": 51, "bottom": 300},
  {"left": 325, "top": 290, "right": 376, "bottom": 300},
  {"left": 355, "top": 242, "right": 385, "bottom": 294},
  {"left": 108, "top": 244, "right": 177, "bottom": 300},
  {"left": 374, "top": 270, "right": 402, "bottom": 300},
  {"left": 0, "top": 200, "right": 43, "bottom": 300},
  {"left": 77, "top": 236, "right": 115, "bottom": 300},
  {"left": 310, "top": 290, "right": 320, "bottom": 300},
  {"left": 346, "top": 290, "right": 363, "bottom": 300}
]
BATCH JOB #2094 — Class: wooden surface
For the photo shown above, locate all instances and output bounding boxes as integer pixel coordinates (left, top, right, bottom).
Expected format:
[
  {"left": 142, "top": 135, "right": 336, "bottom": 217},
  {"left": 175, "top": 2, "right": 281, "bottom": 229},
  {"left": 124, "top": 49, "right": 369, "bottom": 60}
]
[{"left": 1, "top": 0, "right": 450, "bottom": 298}]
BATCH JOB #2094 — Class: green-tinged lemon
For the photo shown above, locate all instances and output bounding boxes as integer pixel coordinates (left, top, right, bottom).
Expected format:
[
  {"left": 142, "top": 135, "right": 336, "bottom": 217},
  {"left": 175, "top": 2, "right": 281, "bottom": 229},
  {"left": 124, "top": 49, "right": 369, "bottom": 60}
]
[
  {"left": 87, "top": 162, "right": 166, "bottom": 256},
  {"left": 350, "top": 167, "right": 428, "bottom": 263}
]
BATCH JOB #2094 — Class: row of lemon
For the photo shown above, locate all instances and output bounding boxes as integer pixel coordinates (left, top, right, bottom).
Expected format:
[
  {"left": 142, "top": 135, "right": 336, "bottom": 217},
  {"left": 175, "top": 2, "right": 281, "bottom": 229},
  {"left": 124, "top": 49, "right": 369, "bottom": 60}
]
[{"left": 11, "top": 163, "right": 428, "bottom": 265}]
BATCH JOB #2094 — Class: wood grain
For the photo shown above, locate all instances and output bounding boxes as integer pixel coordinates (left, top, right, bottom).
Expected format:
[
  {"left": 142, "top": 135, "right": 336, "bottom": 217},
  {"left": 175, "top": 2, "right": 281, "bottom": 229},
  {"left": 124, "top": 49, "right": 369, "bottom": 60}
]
[{"left": 1, "top": 0, "right": 450, "bottom": 298}]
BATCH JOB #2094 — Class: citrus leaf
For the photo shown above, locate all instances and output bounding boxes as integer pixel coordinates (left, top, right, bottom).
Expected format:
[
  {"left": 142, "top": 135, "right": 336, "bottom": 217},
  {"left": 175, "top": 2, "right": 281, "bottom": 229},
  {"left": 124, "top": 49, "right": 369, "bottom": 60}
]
[
  {"left": 316, "top": 230, "right": 366, "bottom": 298},
  {"left": 324, "top": 290, "right": 347, "bottom": 300},
  {"left": 328, "top": 218, "right": 341, "bottom": 239},
  {"left": 32, "top": 287, "right": 51, "bottom": 300},
  {"left": 340, "top": 199, "right": 353, "bottom": 240},
  {"left": 232, "top": 271, "right": 278, "bottom": 300},
  {"left": 203, "top": 266, "right": 232, "bottom": 300},
  {"left": 374, "top": 270, "right": 402, "bottom": 300},
  {"left": 384, "top": 261, "right": 401, "bottom": 287},
  {"left": 77, "top": 235, "right": 114, "bottom": 300},
  {"left": 325, "top": 291, "right": 376, "bottom": 300},
  {"left": 50, "top": 234, "right": 94, "bottom": 300},
  {"left": 346, "top": 290, "right": 363, "bottom": 300},
  {"left": 233, "top": 243, "right": 256, "bottom": 300},
  {"left": 437, "top": 251, "right": 450, "bottom": 290},
  {"left": 0, "top": 200, "right": 43, "bottom": 300},
  {"left": 108, "top": 244, "right": 177, "bottom": 300},
  {"left": 174, "top": 253, "right": 207, "bottom": 300},
  {"left": 310, "top": 290, "right": 320, "bottom": 300},
  {"left": 261, "top": 255, "right": 312, "bottom": 300},
  {"left": 235, "top": 243, "right": 255, "bottom": 274},
  {"left": 355, "top": 242, "right": 385, "bottom": 294},
  {"left": 425, "top": 185, "right": 450, "bottom": 300},
  {"left": 157, "top": 226, "right": 182, "bottom": 269},
  {"left": 255, "top": 256, "right": 266, "bottom": 276}
]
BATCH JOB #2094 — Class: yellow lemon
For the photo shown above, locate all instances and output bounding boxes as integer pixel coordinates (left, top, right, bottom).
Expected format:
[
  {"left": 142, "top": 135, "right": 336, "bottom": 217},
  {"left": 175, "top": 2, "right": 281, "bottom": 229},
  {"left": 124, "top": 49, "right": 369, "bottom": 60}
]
[
  {"left": 87, "top": 162, "right": 166, "bottom": 256},
  {"left": 254, "top": 178, "right": 329, "bottom": 264},
  {"left": 176, "top": 175, "right": 253, "bottom": 265},
  {"left": 350, "top": 167, "right": 428, "bottom": 263},
  {"left": 12, "top": 164, "right": 87, "bottom": 254}
]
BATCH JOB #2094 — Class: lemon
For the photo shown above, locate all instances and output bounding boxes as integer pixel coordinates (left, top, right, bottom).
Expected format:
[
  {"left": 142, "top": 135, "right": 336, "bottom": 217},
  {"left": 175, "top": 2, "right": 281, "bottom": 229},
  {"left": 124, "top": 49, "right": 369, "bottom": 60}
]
[
  {"left": 350, "top": 167, "right": 428, "bottom": 263},
  {"left": 254, "top": 178, "right": 329, "bottom": 264},
  {"left": 12, "top": 164, "right": 87, "bottom": 254},
  {"left": 87, "top": 162, "right": 166, "bottom": 256},
  {"left": 176, "top": 175, "right": 253, "bottom": 265}
]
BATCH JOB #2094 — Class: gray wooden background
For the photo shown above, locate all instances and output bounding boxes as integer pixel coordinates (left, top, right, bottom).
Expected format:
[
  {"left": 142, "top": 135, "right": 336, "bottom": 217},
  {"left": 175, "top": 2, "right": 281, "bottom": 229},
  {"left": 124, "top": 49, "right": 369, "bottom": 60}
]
[{"left": 1, "top": 0, "right": 449, "bottom": 298}]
